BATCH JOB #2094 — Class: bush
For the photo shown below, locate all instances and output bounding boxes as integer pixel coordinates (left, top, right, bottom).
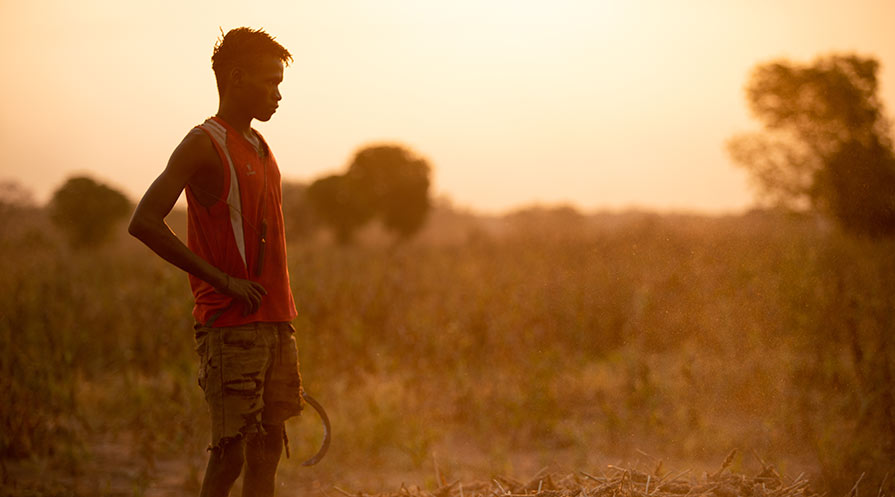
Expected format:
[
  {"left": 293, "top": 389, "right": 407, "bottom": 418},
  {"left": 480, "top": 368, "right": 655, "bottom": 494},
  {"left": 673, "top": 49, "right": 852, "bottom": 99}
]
[{"left": 49, "top": 176, "right": 132, "bottom": 248}]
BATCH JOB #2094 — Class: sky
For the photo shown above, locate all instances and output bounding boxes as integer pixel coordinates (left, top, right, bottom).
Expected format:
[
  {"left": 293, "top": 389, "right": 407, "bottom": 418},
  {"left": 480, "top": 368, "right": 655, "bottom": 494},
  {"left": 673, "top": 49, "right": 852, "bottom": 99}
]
[{"left": 1, "top": 0, "right": 894, "bottom": 215}]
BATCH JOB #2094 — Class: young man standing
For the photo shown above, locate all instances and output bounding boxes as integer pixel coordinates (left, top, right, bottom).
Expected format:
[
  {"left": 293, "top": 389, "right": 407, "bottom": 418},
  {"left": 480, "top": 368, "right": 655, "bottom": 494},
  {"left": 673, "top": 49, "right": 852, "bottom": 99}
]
[{"left": 129, "top": 28, "right": 302, "bottom": 497}]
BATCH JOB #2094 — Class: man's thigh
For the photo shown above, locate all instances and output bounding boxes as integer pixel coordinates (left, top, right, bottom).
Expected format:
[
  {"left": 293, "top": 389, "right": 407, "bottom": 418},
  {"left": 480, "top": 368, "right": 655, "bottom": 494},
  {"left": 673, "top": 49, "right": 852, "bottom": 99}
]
[
  {"left": 260, "top": 323, "right": 304, "bottom": 425},
  {"left": 196, "top": 323, "right": 272, "bottom": 449}
]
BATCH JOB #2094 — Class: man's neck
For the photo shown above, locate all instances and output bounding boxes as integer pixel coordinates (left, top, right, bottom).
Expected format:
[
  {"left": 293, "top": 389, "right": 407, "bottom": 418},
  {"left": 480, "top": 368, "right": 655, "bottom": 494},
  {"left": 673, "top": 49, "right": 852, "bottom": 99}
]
[{"left": 215, "top": 104, "right": 254, "bottom": 139}]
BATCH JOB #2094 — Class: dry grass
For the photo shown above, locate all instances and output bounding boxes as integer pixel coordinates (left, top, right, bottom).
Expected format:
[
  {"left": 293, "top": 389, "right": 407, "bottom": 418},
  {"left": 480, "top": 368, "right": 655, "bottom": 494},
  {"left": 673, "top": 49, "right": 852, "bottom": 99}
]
[
  {"left": 337, "top": 450, "right": 819, "bottom": 497},
  {"left": 1, "top": 207, "right": 893, "bottom": 496}
]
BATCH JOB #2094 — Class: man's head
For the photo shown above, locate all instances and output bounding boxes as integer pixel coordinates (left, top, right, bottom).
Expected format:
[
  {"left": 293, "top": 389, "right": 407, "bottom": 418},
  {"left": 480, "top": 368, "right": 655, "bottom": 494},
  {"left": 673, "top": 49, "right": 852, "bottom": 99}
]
[{"left": 212, "top": 27, "right": 293, "bottom": 121}]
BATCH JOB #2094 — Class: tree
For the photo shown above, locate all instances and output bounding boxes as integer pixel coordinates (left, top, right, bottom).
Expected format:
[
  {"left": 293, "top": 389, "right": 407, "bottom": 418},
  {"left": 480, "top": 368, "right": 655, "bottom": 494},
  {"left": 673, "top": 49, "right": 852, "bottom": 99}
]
[
  {"left": 347, "top": 144, "right": 431, "bottom": 239},
  {"left": 306, "top": 144, "right": 433, "bottom": 244},
  {"left": 49, "top": 176, "right": 132, "bottom": 248},
  {"left": 505, "top": 204, "right": 586, "bottom": 240},
  {"left": 0, "top": 180, "right": 35, "bottom": 211},
  {"left": 0, "top": 180, "right": 35, "bottom": 220},
  {"left": 820, "top": 139, "right": 895, "bottom": 237},
  {"left": 281, "top": 181, "right": 316, "bottom": 240},
  {"left": 306, "top": 174, "right": 371, "bottom": 244},
  {"left": 728, "top": 53, "right": 895, "bottom": 236},
  {"left": 0, "top": 180, "right": 37, "bottom": 239}
]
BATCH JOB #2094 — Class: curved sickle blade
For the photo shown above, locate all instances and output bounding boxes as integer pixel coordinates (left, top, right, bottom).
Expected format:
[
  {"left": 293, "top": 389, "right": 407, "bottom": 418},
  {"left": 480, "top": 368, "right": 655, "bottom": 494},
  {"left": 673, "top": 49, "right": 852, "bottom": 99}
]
[{"left": 301, "top": 392, "right": 331, "bottom": 466}]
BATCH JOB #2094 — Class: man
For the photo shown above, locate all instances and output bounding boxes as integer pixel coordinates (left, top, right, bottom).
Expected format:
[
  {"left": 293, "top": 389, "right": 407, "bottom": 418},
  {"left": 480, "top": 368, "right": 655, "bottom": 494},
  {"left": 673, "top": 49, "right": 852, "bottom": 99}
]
[{"left": 128, "top": 27, "right": 302, "bottom": 497}]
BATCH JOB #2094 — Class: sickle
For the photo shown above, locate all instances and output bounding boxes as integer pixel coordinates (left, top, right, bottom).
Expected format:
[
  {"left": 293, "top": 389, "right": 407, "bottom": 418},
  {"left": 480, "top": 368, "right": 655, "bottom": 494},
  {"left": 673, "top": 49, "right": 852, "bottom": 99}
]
[{"left": 300, "top": 392, "right": 331, "bottom": 466}]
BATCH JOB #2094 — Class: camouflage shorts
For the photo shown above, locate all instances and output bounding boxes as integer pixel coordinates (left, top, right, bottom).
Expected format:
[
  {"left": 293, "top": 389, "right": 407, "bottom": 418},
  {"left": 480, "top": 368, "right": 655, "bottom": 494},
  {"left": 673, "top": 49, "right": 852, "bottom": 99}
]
[{"left": 194, "top": 322, "right": 304, "bottom": 450}]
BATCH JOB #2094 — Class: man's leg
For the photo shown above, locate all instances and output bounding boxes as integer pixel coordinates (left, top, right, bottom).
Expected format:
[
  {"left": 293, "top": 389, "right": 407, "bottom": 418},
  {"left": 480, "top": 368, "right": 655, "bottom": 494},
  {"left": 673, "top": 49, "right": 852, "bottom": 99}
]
[
  {"left": 200, "top": 438, "right": 246, "bottom": 497},
  {"left": 242, "top": 423, "right": 285, "bottom": 497}
]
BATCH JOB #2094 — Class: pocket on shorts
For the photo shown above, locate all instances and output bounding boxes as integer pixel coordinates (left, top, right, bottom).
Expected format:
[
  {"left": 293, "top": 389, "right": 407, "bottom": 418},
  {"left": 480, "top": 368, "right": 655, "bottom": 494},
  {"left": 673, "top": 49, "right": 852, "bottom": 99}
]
[
  {"left": 194, "top": 327, "right": 209, "bottom": 391},
  {"left": 221, "top": 326, "right": 259, "bottom": 349},
  {"left": 262, "top": 324, "right": 304, "bottom": 423}
]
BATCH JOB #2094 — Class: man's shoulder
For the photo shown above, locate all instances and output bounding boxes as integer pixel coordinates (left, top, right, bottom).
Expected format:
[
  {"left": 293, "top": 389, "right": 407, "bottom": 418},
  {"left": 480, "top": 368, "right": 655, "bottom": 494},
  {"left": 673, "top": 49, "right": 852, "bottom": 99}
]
[
  {"left": 183, "top": 125, "right": 215, "bottom": 148},
  {"left": 160, "top": 125, "right": 223, "bottom": 194},
  {"left": 172, "top": 126, "right": 218, "bottom": 164}
]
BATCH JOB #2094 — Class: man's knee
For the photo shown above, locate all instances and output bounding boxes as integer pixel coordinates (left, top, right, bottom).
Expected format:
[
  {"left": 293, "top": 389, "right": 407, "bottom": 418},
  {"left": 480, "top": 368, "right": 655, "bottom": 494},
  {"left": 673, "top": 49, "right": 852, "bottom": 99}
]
[
  {"left": 263, "top": 422, "right": 284, "bottom": 438},
  {"left": 214, "top": 437, "right": 247, "bottom": 475},
  {"left": 201, "top": 436, "right": 246, "bottom": 497},
  {"left": 246, "top": 423, "right": 284, "bottom": 459}
]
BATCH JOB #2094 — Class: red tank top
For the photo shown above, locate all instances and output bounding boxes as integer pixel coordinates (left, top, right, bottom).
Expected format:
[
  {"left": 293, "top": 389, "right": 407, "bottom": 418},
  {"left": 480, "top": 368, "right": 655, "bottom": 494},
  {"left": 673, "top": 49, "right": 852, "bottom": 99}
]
[{"left": 186, "top": 116, "right": 297, "bottom": 326}]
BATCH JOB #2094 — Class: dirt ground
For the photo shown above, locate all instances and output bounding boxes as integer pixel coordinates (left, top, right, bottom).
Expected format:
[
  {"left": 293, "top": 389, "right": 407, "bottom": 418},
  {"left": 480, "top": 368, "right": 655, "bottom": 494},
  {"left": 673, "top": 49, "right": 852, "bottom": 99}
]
[{"left": 3, "top": 428, "right": 820, "bottom": 497}]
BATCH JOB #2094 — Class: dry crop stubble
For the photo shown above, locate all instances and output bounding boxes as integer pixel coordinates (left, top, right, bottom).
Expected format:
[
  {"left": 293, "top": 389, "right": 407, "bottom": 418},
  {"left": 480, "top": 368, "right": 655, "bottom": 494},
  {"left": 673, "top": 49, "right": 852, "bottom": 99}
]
[{"left": 2, "top": 209, "right": 894, "bottom": 496}]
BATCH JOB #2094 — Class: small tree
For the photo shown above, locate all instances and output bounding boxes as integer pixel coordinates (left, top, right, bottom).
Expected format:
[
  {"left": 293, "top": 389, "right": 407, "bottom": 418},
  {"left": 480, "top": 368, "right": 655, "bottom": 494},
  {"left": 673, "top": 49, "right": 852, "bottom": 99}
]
[
  {"left": 0, "top": 180, "right": 37, "bottom": 239},
  {"left": 0, "top": 180, "right": 35, "bottom": 211},
  {"left": 505, "top": 204, "right": 586, "bottom": 240},
  {"left": 49, "top": 176, "right": 132, "bottom": 248},
  {"left": 306, "top": 174, "right": 371, "bottom": 244},
  {"left": 281, "top": 181, "right": 316, "bottom": 240},
  {"left": 728, "top": 53, "right": 895, "bottom": 236}
]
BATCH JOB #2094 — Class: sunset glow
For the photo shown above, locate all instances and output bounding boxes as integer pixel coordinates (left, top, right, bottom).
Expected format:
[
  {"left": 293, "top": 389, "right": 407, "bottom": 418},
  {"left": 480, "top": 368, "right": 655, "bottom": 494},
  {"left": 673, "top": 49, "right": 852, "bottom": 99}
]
[
  {"left": 2, "top": 0, "right": 894, "bottom": 213},
  {"left": 5, "top": 3, "right": 895, "bottom": 493}
]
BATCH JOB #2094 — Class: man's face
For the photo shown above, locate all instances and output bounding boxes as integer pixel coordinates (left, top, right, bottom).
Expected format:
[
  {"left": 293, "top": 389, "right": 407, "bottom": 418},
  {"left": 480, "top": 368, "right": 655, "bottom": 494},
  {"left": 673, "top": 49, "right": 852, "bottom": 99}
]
[{"left": 236, "top": 55, "right": 285, "bottom": 122}]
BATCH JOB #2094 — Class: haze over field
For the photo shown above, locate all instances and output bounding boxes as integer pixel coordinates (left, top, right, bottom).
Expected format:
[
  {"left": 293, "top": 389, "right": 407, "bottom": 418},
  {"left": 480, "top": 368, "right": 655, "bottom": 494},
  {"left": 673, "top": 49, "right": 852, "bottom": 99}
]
[
  {"left": 4, "top": 4, "right": 895, "bottom": 494},
  {"left": 1, "top": 0, "right": 894, "bottom": 213}
]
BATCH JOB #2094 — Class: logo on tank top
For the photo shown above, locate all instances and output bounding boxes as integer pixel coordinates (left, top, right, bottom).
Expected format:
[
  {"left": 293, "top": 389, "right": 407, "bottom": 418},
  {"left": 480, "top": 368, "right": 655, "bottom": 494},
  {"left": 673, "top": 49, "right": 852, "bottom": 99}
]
[{"left": 245, "top": 163, "right": 256, "bottom": 175}]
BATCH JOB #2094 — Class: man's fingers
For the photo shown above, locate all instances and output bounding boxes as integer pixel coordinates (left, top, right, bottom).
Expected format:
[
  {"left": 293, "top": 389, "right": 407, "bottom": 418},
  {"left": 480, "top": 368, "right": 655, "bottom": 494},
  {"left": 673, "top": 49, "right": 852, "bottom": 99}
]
[
  {"left": 246, "top": 290, "right": 260, "bottom": 313},
  {"left": 246, "top": 284, "right": 263, "bottom": 314},
  {"left": 226, "top": 277, "right": 265, "bottom": 315},
  {"left": 242, "top": 293, "right": 259, "bottom": 315}
]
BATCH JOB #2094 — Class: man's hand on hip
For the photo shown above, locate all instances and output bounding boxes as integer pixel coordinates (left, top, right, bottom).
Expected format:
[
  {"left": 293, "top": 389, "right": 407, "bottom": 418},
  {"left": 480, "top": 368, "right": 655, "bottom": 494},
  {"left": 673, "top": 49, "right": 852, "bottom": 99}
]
[{"left": 217, "top": 275, "right": 268, "bottom": 315}]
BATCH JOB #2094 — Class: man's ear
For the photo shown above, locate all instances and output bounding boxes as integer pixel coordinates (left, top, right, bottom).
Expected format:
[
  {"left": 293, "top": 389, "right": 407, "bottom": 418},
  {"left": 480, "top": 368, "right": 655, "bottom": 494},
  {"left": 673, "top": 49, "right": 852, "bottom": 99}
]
[{"left": 229, "top": 67, "right": 244, "bottom": 88}]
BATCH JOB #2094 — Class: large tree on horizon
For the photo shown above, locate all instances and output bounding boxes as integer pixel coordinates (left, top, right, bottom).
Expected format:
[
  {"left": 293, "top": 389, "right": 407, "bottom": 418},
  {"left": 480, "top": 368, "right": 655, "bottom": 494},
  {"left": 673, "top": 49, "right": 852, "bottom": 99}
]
[
  {"left": 347, "top": 145, "right": 431, "bottom": 240},
  {"left": 728, "top": 53, "right": 895, "bottom": 236},
  {"left": 307, "top": 144, "right": 432, "bottom": 243}
]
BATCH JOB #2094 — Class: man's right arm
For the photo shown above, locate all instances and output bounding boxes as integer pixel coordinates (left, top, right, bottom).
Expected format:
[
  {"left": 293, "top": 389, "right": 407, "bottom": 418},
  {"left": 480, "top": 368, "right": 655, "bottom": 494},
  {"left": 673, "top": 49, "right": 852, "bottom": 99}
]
[{"left": 128, "top": 130, "right": 266, "bottom": 314}]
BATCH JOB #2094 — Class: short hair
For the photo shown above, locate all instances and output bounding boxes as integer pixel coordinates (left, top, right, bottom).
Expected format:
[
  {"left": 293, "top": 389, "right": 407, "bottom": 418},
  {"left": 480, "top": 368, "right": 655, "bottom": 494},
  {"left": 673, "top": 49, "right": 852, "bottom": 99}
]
[{"left": 211, "top": 27, "right": 293, "bottom": 95}]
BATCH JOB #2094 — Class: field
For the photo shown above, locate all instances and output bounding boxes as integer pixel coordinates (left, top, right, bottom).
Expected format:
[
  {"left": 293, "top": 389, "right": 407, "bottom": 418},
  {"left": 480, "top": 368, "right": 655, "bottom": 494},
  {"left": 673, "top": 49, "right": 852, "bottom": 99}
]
[{"left": 1, "top": 205, "right": 894, "bottom": 496}]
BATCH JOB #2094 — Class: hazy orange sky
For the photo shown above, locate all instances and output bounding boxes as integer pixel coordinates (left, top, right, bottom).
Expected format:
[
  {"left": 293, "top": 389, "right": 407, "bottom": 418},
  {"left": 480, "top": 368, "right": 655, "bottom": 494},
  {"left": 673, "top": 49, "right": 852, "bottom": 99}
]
[{"left": 2, "top": 0, "right": 894, "bottom": 214}]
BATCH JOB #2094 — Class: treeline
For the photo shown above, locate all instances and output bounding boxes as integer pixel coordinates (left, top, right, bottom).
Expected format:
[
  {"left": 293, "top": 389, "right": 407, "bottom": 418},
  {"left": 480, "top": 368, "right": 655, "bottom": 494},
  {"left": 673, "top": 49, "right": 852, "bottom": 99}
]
[{"left": 0, "top": 142, "right": 432, "bottom": 250}]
